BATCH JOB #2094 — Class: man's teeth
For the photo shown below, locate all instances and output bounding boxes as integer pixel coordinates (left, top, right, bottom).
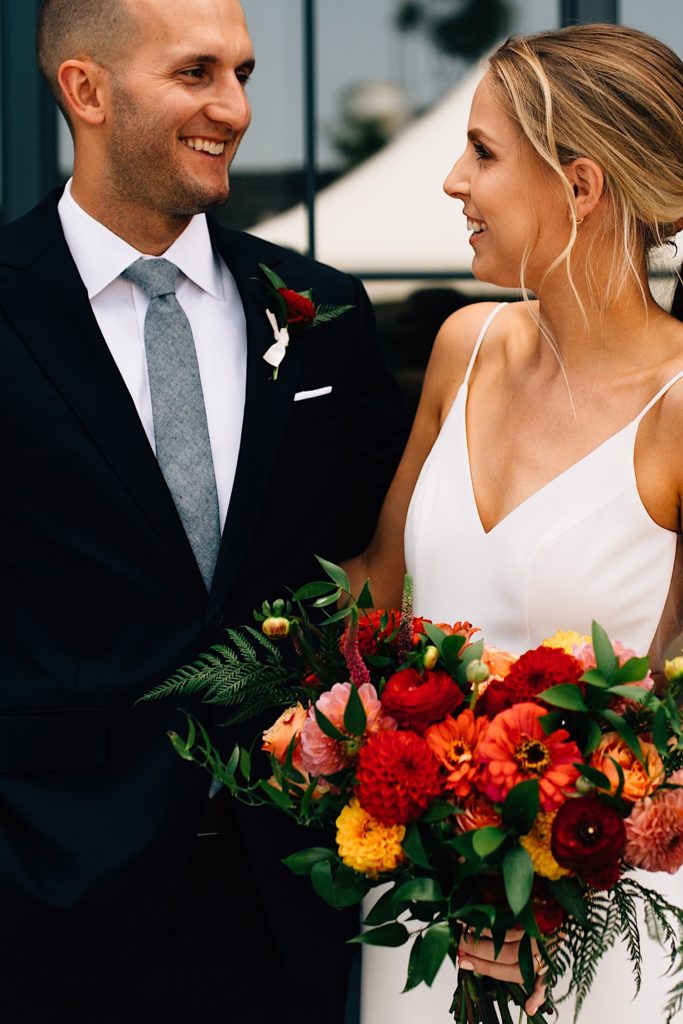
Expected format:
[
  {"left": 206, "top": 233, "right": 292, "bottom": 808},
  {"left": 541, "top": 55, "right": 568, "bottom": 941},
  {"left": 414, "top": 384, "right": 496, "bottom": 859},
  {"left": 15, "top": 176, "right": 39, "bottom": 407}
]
[
  {"left": 180, "top": 138, "right": 225, "bottom": 155},
  {"left": 467, "top": 218, "right": 487, "bottom": 234}
]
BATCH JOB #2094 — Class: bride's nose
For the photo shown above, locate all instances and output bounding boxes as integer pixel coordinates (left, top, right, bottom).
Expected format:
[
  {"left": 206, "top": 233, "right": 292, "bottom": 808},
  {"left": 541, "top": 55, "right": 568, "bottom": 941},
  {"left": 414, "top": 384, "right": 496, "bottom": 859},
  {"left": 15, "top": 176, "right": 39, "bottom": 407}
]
[{"left": 443, "top": 154, "right": 469, "bottom": 201}]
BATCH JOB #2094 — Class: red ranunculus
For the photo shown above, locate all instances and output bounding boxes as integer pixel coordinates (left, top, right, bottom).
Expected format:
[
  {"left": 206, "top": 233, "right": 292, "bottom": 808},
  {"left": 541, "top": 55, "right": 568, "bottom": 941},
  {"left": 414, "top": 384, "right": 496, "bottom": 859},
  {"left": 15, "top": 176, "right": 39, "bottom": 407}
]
[
  {"left": 278, "top": 288, "right": 316, "bottom": 325},
  {"left": 356, "top": 730, "right": 443, "bottom": 825},
  {"left": 475, "top": 677, "right": 515, "bottom": 718},
  {"left": 584, "top": 861, "right": 623, "bottom": 891},
  {"left": 551, "top": 794, "right": 626, "bottom": 873},
  {"left": 352, "top": 609, "right": 400, "bottom": 657},
  {"left": 380, "top": 667, "right": 463, "bottom": 734}
]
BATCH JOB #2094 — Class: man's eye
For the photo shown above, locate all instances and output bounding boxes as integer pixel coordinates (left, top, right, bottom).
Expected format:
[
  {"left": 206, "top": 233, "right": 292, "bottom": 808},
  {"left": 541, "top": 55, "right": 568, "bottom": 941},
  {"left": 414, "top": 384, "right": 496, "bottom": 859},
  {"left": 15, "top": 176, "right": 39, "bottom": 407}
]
[
  {"left": 181, "top": 68, "right": 205, "bottom": 80},
  {"left": 236, "top": 69, "right": 253, "bottom": 87}
]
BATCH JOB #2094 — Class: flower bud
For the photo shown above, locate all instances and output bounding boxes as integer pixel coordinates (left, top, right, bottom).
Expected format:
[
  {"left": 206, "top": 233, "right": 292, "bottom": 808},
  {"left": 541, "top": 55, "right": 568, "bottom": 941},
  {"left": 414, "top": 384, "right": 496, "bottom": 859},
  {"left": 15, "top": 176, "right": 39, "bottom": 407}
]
[
  {"left": 466, "top": 660, "right": 490, "bottom": 685},
  {"left": 262, "top": 616, "right": 290, "bottom": 638},
  {"left": 423, "top": 645, "right": 439, "bottom": 670},
  {"left": 576, "top": 775, "right": 595, "bottom": 795},
  {"left": 664, "top": 656, "right": 683, "bottom": 683}
]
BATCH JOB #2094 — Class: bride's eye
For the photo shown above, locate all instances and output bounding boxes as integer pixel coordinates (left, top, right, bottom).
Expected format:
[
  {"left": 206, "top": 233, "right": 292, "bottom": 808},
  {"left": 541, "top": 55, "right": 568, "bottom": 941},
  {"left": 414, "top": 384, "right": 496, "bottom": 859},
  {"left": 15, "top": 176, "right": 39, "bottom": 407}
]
[{"left": 473, "top": 141, "right": 492, "bottom": 161}]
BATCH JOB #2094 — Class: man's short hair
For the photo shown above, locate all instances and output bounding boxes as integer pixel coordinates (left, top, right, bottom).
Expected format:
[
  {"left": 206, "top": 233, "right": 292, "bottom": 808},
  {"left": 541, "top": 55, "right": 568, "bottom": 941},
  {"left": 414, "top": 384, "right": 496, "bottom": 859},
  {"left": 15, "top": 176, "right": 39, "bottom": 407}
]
[{"left": 37, "top": 0, "right": 137, "bottom": 119}]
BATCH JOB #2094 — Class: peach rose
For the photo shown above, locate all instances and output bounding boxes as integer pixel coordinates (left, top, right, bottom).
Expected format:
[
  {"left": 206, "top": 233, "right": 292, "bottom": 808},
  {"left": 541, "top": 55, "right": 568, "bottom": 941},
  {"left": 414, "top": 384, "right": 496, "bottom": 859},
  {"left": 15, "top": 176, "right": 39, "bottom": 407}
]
[
  {"left": 262, "top": 703, "right": 308, "bottom": 765},
  {"left": 591, "top": 732, "right": 664, "bottom": 802},
  {"left": 482, "top": 646, "right": 518, "bottom": 679}
]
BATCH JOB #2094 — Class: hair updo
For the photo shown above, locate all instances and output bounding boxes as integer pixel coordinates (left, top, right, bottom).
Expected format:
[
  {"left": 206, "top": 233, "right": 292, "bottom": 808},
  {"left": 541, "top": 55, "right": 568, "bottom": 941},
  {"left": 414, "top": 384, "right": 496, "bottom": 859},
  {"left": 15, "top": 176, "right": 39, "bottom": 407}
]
[{"left": 487, "top": 24, "right": 683, "bottom": 302}]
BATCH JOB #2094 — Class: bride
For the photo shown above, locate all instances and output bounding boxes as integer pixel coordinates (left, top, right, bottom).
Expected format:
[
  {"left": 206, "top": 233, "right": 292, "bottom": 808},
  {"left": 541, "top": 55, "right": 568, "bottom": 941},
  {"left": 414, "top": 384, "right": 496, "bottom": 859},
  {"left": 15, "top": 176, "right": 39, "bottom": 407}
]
[{"left": 346, "top": 23, "right": 683, "bottom": 1024}]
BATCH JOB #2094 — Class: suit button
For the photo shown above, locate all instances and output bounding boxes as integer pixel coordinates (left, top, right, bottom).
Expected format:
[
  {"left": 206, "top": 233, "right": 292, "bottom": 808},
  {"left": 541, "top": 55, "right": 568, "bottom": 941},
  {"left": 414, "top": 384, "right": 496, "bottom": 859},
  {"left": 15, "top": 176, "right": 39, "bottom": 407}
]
[{"left": 211, "top": 613, "right": 225, "bottom": 628}]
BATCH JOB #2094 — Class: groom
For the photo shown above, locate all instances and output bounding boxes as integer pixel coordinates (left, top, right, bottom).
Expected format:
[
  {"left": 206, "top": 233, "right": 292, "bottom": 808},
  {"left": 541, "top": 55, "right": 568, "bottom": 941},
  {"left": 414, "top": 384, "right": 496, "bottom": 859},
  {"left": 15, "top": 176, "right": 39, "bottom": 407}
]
[{"left": 0, "top": 0, "right": 406, "bottom": 1020}]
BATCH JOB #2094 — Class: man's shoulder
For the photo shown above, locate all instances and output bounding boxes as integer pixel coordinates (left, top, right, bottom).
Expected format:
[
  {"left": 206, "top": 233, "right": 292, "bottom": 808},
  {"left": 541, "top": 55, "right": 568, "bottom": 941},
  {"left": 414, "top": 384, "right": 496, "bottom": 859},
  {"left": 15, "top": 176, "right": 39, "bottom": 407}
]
[
  {"left": 0, "top": 191, "right": 63, "bottom": 274},
  {"left": 208, "top": 221, "right": 359, "bottom": 295}
]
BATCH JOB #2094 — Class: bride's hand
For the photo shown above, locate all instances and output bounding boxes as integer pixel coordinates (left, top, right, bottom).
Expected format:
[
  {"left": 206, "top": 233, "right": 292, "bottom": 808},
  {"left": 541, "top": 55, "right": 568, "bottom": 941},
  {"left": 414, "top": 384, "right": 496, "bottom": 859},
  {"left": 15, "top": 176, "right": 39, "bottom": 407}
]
[{"left": 457, "top": 926, "right": 547, "bottom": 1016}]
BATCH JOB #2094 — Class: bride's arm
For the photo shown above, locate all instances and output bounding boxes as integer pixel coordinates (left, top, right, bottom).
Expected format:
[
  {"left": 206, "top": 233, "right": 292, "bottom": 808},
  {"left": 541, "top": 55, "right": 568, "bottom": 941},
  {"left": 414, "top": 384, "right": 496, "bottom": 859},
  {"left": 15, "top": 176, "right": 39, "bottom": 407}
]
[{"left": 344, "top": 302, "right": 495, "bottom": 606}]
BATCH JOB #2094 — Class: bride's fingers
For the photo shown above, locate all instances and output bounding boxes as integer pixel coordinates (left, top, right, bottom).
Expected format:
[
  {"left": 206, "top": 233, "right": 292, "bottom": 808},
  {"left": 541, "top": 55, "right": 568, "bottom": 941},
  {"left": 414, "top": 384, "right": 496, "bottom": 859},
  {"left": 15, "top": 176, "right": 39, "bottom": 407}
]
[
  {"left": 457, "top": 951, "right": 524, "bottom": 984},
  {"left": 457, "top": 936, "right": 521, "bottom": 966},
  {"left": 525, "top": 975, "right": 548, "bottom": 1016}
]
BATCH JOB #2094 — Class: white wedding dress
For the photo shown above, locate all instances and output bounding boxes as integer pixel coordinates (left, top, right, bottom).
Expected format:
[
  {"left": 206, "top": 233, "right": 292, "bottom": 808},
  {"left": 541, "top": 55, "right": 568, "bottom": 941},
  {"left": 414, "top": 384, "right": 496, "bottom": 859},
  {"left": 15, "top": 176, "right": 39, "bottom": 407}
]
[{"left": 360, "top": 303, "right": 683, "bottom": 1023}]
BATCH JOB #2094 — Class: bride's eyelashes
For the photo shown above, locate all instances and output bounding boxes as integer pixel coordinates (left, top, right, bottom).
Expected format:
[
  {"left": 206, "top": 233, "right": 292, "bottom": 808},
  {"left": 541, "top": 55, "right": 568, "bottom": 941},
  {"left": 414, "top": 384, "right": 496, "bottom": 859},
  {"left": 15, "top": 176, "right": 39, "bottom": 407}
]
[{"left": 473, "top": 141, "right": 492, "bottom": 160}]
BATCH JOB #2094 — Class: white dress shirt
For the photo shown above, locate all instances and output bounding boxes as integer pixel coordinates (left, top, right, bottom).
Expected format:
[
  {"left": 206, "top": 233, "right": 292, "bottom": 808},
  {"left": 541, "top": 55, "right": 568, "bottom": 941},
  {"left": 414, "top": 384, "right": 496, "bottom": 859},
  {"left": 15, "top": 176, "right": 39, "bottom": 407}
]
[{"left": 58, "top": 179, "right": 247, "bottom": 531}]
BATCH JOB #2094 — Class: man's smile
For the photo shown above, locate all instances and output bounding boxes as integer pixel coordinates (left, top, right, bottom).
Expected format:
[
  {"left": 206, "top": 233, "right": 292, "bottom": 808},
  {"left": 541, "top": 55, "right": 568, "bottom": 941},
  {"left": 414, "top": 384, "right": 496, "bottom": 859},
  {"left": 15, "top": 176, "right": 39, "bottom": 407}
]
[{"left": 179, "top": 136, "right": 226, "bottom": 156}]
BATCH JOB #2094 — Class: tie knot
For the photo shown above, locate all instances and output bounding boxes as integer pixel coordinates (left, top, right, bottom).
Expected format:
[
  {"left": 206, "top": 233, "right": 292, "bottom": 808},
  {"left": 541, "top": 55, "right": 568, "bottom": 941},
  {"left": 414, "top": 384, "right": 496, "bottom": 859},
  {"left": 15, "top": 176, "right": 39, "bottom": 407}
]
[{"left": 122, "top": 258, "right": 180, "bottom": 299}]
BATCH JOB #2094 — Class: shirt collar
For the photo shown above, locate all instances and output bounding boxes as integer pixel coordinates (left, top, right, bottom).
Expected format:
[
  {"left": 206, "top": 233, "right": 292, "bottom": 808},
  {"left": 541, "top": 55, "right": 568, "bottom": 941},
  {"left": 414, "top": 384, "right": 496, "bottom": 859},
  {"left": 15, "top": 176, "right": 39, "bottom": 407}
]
[{"left": 57, "top": 178, "right": 225, "bottom": 301}]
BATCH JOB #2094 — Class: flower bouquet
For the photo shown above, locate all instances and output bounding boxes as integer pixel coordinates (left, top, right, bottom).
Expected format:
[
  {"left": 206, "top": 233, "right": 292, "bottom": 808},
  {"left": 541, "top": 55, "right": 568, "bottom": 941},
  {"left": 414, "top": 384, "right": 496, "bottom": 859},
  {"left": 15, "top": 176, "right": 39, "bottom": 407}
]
[{"left": 145, "top": 559, "right": 683, "bottom": 1022}]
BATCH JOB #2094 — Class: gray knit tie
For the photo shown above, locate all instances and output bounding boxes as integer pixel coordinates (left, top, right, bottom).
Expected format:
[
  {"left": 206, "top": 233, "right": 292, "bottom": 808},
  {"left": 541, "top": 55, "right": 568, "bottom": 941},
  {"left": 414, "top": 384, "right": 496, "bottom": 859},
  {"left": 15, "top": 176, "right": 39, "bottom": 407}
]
[{"left": 122, "top": 258, "right": 221, "bottom": 589}]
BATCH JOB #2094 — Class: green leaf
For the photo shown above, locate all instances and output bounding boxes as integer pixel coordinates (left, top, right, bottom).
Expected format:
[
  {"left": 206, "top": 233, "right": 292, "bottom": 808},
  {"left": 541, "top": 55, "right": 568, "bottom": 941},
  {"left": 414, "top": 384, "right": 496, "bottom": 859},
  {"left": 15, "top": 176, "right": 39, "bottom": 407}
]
[
  {"left": 546, "top": 876, "right": 588, "bottom": 925},
  {"left": 311, "top": 303, "right": 354, "bottom": 326},
  {"left": 600, "top": 709, "right": 644, "bottom": 764},
  {"left": 392, "top": 877, "right": 443, "bottom": 912},
  {"left": 344, "top": 682, "right": 368, "bottom": 736},
  {"left": 519, "top": 933, "right": 535, "bottom": 993},
  {"left": 349, "top": 923, "right": 410, "bottom": 947},
  {"left": 224, "top": 743, "right": 240, "bottom": 777},
  {"left": 403, "top": 934, "right": 424, "bottom": 992},
  {"left": 403, "top": 823, "right": 432, "bottom": 869},
  {"left": 314, "top": 705, "right": 347, "bottom": 742},
  {"left": 611, "top": 657, "right": 650, "bottom": 684},
  {"left": 503, "top": 846, "right": 534, "bottom": 916},
  {"left": 538, "top": 710, "right": 566, "bottom": 735},
  {"left": 327, "top": 864, "right": 369, "bottom": 907},
  {"left": 580, "top": 718, "right": 604, "bottom": 756},
  {"left": 472, "top": 826, "right": 508, "bottom": 858},
  {"left": 282, "top": 847, "right": 337, "bottom": 876},
  {"left": 502, "top": 779, "right": 540, "bottom": 835},
  {"left": 423, "top": 799, "right": 457, "bottom": 822},
  {"left": 314, "top": 555, "right": 351, "bottom": 592},
  {"left": 239, "top": 746, "right": 252, "bottom": 780},
  {"left": 421, "top": 923, "right": 452, "bottom": 986},
  {"left": 450, "top": 903, "right": 496, "bottom": 928},
  {"left": 582, "top": 669, "right": 609, "bottom": 689},
  {"left": 607, "top": 684, "right": 649, "bottom": 703},
  {"left": 423, "top": 622, "right": 448, "bottom": 653},
  {"left": 537, "top": 684, "right": 588, "bottom": 711},
  {"left": 313, "top": 588, "right": 342, "bottom": 608},
  {"left": 575, "top": 763, "right": 612, "bottom": 791},
  {"left": 257, "top": 780, "right": 293, "bottom": 810},
  {"left": 321, "top": 605, "right": 354, "bottom": 626},
  {"left": 310, "top": 858, "right": 336, "bottom": 906},
  {"left": 363, "top": 886, "right": 398, "bottom": 926},
  {"left": 356, "top": 580, "right": 375, "bottom": 609},
  {"left": 653, "top": 703, "right": 670, "bottom": 756},
  {"left": 592, "top": 621, "right": 617, "bottom": 679},
  {"left": 258, "top": 261, "right": 287, "bottom": 290},
  {"left": 460, "top": 638, "right": 484, "bottom": 665},
  {"left": 292, "top": 580, "right": 338, "bottom": 600}
]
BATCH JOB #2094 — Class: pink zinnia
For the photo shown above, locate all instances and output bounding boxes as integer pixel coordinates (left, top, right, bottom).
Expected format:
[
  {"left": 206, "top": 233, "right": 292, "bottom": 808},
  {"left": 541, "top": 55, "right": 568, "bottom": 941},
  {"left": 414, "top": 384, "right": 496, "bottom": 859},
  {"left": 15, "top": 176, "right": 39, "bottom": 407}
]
[
  {"left": 300, "top": 682, "right": 395, "bottom": 777},
  {"left": 625, "top": 773, "right": 683, "bottom": 874}
]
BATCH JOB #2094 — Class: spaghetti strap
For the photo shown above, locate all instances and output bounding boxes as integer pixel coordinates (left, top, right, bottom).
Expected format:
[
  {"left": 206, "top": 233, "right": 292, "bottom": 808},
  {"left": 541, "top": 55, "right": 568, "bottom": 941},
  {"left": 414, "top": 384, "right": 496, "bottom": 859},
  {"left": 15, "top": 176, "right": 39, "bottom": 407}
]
[
  {"left": 463, "top": 302, "right": 508, "bottom": 386},
  {"left": 635, "top": 369, "right": 683, "bottom": 423}
]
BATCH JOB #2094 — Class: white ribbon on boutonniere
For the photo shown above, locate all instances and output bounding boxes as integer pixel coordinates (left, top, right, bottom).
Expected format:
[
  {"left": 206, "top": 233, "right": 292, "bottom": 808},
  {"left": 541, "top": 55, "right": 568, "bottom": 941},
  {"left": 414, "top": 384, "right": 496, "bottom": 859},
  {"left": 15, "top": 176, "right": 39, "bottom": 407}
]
[
  {"left": 263, "top": 309, "right": 290, "bottom": 374},
  {"left": 256, "top": 263, "right": 354, "bottom": 381}
]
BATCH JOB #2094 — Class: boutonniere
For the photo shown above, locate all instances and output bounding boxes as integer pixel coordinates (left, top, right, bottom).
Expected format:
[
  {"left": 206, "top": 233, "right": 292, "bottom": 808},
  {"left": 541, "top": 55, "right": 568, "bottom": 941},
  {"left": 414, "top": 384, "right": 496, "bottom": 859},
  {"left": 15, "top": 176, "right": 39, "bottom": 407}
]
[{"left": 258, "top": 263, "right": 354, "bottom": 380}]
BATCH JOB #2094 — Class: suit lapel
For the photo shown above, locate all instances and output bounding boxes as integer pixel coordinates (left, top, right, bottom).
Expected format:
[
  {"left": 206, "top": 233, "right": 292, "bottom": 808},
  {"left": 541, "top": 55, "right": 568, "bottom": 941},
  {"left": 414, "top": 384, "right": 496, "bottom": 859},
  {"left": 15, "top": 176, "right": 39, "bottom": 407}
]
[
  {"left": 0, "top": 211, "right": 205, "bottom": 597},
  {"left": 206, "top": 226, "right": 305, "bottom": 619}
]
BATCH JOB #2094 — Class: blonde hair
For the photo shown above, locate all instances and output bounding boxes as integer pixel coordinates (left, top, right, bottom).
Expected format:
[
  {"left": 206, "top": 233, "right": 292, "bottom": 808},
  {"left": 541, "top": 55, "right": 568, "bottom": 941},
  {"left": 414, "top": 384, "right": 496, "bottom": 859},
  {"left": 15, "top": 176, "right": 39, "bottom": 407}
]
[{"left": 487, "top": 24, "right": 683, "bottom": 307}]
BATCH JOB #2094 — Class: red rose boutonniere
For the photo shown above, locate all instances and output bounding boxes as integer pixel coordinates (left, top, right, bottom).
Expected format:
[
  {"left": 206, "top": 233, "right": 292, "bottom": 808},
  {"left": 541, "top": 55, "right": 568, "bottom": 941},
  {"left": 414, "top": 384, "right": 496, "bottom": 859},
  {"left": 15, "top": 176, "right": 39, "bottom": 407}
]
[{"left": 258, "top": 263, "right": 354, "bottom": 380}]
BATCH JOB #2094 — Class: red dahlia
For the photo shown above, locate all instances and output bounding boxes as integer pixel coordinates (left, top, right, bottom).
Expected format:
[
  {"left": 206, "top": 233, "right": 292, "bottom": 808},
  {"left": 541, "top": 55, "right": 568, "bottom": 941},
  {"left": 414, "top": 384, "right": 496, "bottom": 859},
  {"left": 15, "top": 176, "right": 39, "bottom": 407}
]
[
  {"left": 532, "top": 880, "right": 566, "bottom": 934},
  {"left": 351, "top": 609, "right": 400, "bottom": 657},
  {"left": 475, "top": 677, "right": 516, "bottom": 718},
  {"left": 584, "top": 861, "right": 623, "bottom": 891},
  {"left": 551, "top": 794, "right": 626, "bottom": 873},
  {"left": 381, "top": 667, "right": 463, "bottom": 734},
  {"left": 505, "top": 646, "right": 584, "bottom": 704},
  {"left": 277, "top": 288, "right": 316, "bottom": 325},
  {"left": 356, "top": 730, "right": 443, "bottom": 825}
]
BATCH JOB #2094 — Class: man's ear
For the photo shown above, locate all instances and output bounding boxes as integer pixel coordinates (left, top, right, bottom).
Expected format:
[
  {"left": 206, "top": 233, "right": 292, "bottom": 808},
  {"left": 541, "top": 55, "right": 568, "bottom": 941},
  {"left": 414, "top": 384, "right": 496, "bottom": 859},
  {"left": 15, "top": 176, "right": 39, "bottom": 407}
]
[
  {"left": 564, "top": 157, "right": 604, "bottom": 223},
  {"left": 57, "top": 59, "right": 108, "bottom": 127}
]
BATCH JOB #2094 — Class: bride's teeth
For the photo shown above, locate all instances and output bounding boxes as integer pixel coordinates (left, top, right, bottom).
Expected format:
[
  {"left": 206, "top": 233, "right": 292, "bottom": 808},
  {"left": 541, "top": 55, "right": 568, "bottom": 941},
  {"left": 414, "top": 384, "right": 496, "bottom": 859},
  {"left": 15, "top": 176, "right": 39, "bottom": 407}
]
[
  {"left": 466, "top": 218, "right": 487, "bottom": 234},
  {"left": 181, "top": 138, "right": 225, "bottom": 155}
]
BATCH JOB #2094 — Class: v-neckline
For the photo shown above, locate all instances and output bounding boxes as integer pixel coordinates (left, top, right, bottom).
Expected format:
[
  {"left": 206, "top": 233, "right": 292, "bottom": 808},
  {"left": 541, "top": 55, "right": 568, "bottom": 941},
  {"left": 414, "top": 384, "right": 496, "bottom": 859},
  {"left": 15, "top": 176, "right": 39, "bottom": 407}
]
[{"left": 461, "top": 381, "right": 641, "bottom": 537}]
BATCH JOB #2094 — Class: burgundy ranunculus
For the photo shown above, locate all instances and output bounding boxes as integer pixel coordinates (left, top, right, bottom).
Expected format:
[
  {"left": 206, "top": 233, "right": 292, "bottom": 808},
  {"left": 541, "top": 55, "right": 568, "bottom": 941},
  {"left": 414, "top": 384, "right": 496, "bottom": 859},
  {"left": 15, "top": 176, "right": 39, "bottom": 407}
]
[
  {"left": 380, "top": 667, "right": 462, "bottom": 734},
  {"left": 278, "top": 288, "right": 316, "bottom": 325},
  {"left": 551, "top": 794, "right": 626, "bottom": 873}
]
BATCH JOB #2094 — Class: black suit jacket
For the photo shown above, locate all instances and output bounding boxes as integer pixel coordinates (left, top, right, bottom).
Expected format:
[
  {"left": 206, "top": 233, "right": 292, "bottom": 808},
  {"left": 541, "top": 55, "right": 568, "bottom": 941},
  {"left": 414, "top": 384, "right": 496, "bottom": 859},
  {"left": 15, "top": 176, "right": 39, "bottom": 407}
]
[{"left": 0, "top": 192, "right": 407, "bottom": 997}]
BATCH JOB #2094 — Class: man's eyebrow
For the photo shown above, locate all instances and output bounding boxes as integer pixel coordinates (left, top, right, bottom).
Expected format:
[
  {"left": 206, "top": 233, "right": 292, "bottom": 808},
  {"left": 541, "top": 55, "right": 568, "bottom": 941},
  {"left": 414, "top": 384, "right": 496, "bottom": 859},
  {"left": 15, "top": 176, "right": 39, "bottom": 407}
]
[{"left": 182, "top": 54, "right": 256, "bottom": 73}]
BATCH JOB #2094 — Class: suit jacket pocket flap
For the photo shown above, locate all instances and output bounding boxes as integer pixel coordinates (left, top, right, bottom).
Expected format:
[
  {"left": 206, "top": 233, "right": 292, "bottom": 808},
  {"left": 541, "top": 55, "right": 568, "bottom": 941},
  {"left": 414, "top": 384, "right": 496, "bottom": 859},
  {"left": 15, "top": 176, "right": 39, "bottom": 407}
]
[{"left": 0, "top": 707, "right": 106, "bottom": 773}]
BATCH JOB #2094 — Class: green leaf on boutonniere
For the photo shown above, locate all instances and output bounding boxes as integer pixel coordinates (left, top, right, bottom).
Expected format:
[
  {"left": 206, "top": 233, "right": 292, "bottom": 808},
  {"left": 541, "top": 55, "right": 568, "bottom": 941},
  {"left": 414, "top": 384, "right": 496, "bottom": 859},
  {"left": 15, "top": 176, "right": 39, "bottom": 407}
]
[
  {"left": 311, "top": 303, "right": 354, "bottom": 326},
  {"left": 258, "top": 262, "right": 287, "bottom": 291}
]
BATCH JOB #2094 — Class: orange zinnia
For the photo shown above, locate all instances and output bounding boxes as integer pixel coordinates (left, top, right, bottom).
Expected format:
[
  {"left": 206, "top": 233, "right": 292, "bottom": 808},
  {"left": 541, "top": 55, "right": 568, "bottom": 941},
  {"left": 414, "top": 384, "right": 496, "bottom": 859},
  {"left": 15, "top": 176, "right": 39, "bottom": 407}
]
[
  {"left": 590, "top": 732, "right": 664, "bottom": 802},
  {"left": 477, "top": 702, "right": 581, "bottom": 811},
  {"left": 425, "top": 709, "right": 488, "bottom": 798}
]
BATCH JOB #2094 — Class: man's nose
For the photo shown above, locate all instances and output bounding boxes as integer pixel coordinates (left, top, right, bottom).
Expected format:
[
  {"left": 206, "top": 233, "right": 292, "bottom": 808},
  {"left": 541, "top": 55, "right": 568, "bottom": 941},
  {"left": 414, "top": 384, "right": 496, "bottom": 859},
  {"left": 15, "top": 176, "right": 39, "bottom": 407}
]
[{"left": 205, "top": 77, "right": 251, "bottom": 132}]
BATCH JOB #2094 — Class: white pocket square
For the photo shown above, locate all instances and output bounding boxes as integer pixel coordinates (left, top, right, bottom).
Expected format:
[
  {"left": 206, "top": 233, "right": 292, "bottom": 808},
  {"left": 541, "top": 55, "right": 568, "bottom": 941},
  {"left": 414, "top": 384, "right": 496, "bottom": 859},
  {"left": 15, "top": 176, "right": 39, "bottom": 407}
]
[{"left": 293, "top": 386, "right": 333, "bottom": 402}]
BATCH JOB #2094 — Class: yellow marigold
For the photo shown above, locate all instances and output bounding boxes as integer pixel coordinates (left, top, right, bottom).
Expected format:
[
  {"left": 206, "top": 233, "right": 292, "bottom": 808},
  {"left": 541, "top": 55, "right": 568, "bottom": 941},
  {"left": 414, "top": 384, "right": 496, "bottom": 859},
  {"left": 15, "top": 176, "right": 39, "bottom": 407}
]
[
  {"left": 519, "top": 810, "right": 571, "bottom": 881},
  {"left": 542, "top": 630, "right": 591, "bottom": 655},
  {"left": 336, "top": 798, "right": 406, "bottom": 878}
]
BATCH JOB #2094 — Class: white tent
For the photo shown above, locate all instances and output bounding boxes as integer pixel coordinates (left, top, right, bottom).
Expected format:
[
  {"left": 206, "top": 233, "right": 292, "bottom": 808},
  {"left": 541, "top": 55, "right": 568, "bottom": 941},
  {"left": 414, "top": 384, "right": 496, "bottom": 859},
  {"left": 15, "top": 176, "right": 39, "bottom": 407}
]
[{"left": 248, "top": 64, "right": 486, "bottom": 299}]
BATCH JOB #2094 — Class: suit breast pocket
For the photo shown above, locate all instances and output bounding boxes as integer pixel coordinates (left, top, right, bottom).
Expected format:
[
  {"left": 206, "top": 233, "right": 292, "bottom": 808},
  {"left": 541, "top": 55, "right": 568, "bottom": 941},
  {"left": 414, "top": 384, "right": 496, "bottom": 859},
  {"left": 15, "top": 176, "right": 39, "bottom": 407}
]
[{"left": 288, "top": 387, "right": 340, "bottom": 431}]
